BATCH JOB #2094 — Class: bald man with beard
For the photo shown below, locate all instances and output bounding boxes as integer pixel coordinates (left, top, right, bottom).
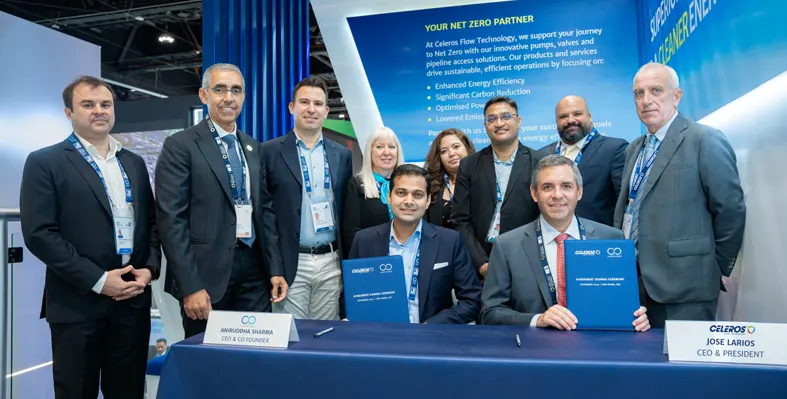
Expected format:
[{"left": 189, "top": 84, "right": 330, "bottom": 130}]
[{"left": 538, "top": 96, "right": 628, "bottom": 226}]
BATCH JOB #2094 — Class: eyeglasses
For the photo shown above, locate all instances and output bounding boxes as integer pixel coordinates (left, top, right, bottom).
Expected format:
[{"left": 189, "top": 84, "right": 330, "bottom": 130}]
[
  {"left": 484, "top": 112, "right": 518, "bottom": 124},
  {"left": 208, "top": 86, "right": 245, "bottom": 97}
]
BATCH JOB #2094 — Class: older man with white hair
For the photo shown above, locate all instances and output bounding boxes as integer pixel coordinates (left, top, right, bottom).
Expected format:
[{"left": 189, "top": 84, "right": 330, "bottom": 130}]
[{"left": 613, "top": 62, "right": 746, "bottom": 328}]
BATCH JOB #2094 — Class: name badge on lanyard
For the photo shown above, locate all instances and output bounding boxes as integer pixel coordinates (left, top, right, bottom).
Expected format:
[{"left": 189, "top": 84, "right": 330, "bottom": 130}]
[
  {"left": 622, "top": 141, "right": 661, "bottom": 238},
  {"left": 486, "top": 180, "right": 503, "bottom": 243},
  {"left": 555, "top": 129, "right": 597, "bottom": 165},
  {"left": 206, "top": 119, "right": 252, "bottom": 238},
  {"left": 535, "top": 217, "right": 586, "bottom": 305},
  {"left": 67, "top": 134, "right": 134, "bottom": 255},
  {"left": 299, "top": 145, "right": 335, "bottom": 233}
]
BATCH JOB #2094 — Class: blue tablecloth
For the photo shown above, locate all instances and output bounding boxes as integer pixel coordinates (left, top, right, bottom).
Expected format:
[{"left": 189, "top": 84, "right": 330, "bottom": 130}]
[{"left": 157, "top": 320, "right": 787, "bottom": 399}]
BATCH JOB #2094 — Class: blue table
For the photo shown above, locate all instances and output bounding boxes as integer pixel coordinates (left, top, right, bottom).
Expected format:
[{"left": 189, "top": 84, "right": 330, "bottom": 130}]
[{"left": 157, "top": 320, "right": 787, "bottom": 399}]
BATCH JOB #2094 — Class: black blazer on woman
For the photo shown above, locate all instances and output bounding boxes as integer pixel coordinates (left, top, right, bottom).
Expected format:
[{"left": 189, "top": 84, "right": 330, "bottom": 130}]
[{"left": 341, "top": 176, "right": 391, "bottom": 256}]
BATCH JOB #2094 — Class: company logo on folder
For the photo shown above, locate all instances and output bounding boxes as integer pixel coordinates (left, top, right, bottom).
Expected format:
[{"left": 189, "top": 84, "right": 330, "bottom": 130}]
[{"left": 565, "top": 240, "right": 639, "bottom": 331}]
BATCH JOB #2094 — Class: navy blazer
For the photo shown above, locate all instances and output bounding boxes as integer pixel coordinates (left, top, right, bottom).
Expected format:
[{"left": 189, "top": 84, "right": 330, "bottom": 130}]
[
  {"left": 348, "top": 221, "right": 482, "bottom": 324},
  {"left": 260, "top": 131, "right": 353, "bottom": 285},
  {"left": 539, "top": 134, "right": 628, "bottom": 226}
]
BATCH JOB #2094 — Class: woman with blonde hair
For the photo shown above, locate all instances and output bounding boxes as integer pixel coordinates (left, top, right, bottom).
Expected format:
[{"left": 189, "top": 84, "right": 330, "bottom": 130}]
[
  {"left": 341, "top": 126, "right": 405, "bottom": 255},
  {"left": 423, "top": 128, "right": 476, "bottom": 228}
]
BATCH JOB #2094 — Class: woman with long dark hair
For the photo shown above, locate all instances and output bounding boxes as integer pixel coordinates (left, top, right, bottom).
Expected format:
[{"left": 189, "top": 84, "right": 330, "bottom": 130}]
[{"left": 423, "top": 128, "right": 476, "bottom": 229}]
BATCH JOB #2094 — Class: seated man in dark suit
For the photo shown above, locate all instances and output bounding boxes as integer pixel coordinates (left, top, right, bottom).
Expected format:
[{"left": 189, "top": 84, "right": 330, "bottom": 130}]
[
  {"left": 349, "top": 164, "right": 481, "bottom": 324},
  {"left": 481, "top": 155, "right": 650, "bottom": 331},
  {"left": 538, "top": 95, "right": 628, "bottom": 226}
]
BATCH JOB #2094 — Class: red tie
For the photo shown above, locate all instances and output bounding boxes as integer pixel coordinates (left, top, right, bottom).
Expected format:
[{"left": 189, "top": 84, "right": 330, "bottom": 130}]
[{"left": 555, "top": 233, "right": 569, "bottom": 307}]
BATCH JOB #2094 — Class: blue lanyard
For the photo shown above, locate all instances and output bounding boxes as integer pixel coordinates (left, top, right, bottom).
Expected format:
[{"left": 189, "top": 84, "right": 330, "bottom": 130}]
[
  {"left": 443, "top": 174, "right": 453, "bottom": 201},
  {"left": 298, "top": 144, "right": 331, "bottom": 195},
  {"left": 495, "top": 180, "right": 502, "bottom": 203},
  {"left": 207, "top": 119, "right": 248, "bottom": 204},
  {"left": 408, "top": 250, "right": 420, "bottom": 302},
  {"left": 67, "top": 133, "right": 132, "bottom": 208},
  {"left": 628, "top": 140, "right": 661, "bottom": 200},
  {"left": 535, "top": 217, "right": 586, "bottom": 305},
  {"left": 555, "top": 128, "right": 597, "bottom": 165}
]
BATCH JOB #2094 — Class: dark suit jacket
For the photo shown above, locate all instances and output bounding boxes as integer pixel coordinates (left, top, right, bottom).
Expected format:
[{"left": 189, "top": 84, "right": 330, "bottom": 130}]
[
  {"left": 481, "top": 217, "right": 624, "bottom": 325},
  {"left": 260, "top": 131, "right": 353, "bottom": 285},
  {"left": 539, "top": 134, "right": 628, "bottom": 226},
  {"left": 155, "top": 119, "right": 283, "bottom": 301},
  {"left": 20, "top": 138, "right": 161, "bottom": 323},
  {"left": 341, "top": 176, "right": 391, "bottom": 256},
  {"left": 424, "top": 186, "right": 455, "bottom": 229},
  {"left": 613, "top": 113, "right": 746, "bottom": 304},
  {"left": 348, "top": 221, "right": 482, "bottom": 324},
  {"left": 451, "top": 143, "right": 541, "bottom": 271}
]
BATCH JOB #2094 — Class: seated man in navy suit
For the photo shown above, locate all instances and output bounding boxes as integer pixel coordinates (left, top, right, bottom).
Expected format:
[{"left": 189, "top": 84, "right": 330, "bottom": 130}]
[{"left": 348, "top": 164, "right": 482, "bottom": 324}]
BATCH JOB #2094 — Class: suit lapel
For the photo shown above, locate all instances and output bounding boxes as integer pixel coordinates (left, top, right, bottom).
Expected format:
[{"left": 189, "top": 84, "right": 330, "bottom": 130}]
[
  {"left": 639, "top": 114, "right": 688, "bottom": 200},
  {"left": 417, "top": 223, "right": 439, "bottom": 321},
  {"left": 502, "top": 143, "right": 529, "bottom": 206},
  {"left": 324, "top": 139, "right": 341, "bottom": 189},
  {"left": 280, "top": 131, "right": 303, "bottom": 186},
  {"left": 481, "top": 148, "right": 497, "bottom": 203},
  {"left": 63, "top": 141, "right": 112, "bottom": 217},
  {"left": 194, "top": 120, "right": 233, "bottom": 205},
  {"left": 237, "top": 132, "right": 261, "bottom": 209},
  {"left": 373, "top": 224, "right": 391, "bottom": 257},
  {"left": 577, "top": 135, "right": 603, "bottom": 172},
  {"left": 522, "top": 224, "right": 553, "bottom": 307}
]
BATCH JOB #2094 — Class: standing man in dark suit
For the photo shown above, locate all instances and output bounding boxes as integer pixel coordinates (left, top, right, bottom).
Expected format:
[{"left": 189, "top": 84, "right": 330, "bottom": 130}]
[
  {"left": 539, "top": 95, "right": 628, "bottom": 226},
  {"left": 614, "top": 62, "right": 746, "bottom": 327},
  {"left": 452, "top": 96, "right": 541, "bottom": 280},
  {"left": 348, "top": 164, "right": 481, "bottom": 324},
  {"left": 20, "top": 76, "right": 160, "bottom": 398},
  {"left": 261, "top": 76, "right": 353, "bottom": 320},
  {"left": 482, "top": 155, "right": 649, "bottom": 331},
  {"left": 156, "top": 63, "right": 286, "bottom": 338}
]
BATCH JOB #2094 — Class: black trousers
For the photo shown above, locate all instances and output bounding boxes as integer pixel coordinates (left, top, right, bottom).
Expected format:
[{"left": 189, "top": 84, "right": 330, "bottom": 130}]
[
  {"left": 49, "top": 305, "right": 150, "bottom": 399},
  {"left": 182, "top": 242, "right": 271, "bottom": 338}
]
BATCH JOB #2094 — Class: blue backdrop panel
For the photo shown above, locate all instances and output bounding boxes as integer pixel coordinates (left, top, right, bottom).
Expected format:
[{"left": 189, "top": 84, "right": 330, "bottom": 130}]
[
  {"left": 636, "top": 0, "right": 787, "bottom": 120},
  {"left": 203, "top": 0, "right": 310, "bottom": 142},
  {"left": 347, "top": 0, "right": 641, "bottom": 162}
]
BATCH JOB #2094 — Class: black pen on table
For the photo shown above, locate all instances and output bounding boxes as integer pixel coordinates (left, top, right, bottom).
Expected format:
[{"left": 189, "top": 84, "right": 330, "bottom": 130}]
[
  {"left": 515, "top": 334, "right": 521, "bottom": 347},
  {"left": 314, "top": 327, "right": 335, "bottom": 338}
]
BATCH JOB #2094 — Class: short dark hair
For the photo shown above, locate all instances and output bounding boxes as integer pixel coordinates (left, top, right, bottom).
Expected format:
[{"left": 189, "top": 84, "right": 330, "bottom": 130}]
[
  {"left": 483, "top": 96, "right": 518, "bottom": 115},
  {"left": 531, "top": 154, "right": 583, "bottom": 188},
  {"left": 390, "top": 164, "right": 430, "bottom": 193},
  {"left": 156, "top": 338, "right": 167, "bottom": 344},
  {"left": 62, "top": 76, "right": 115, "bottom": 111},
  {"left": 292, "top": 76, "right": 328, "bottom": 101}
]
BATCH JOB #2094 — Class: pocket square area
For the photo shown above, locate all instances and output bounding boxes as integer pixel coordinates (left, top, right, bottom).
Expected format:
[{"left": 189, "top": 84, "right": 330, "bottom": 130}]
[{"left": 434, "top": 262, "right": 449, "bottom": 270}]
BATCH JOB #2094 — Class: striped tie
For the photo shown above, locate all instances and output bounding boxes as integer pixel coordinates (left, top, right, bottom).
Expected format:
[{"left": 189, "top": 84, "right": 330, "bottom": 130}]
[
  {"left": 629, "top": 134, "right": 659, "bottom": 248},
  {"left": 222, "top": 134, "right": 256, "bottom": 247}
]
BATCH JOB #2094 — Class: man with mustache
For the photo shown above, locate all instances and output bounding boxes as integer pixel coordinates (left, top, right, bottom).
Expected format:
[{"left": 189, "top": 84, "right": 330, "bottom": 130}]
[
  {"left": 20, "top": 76, "right": 160, "bottom": 398},
  {"left": 156, "top": 63, "right": 286, "bottom": 338},
  {"left": 348, "top": 164, "right": 482, "bottom": 324},
  {"left": 452, "top": 96, "right": 541, "bottom": 281},
  {"left": 539, "top": 96, "right": 628, "bottom": 226},
  {"left": 261, "top": 76, "right": 353, "bottom": 320},
  {"left": 481, "top": 155, "right": 650, "bottom": 332},
  {"left": 614, "top": 62, "right": 745, "bottom": 327}
]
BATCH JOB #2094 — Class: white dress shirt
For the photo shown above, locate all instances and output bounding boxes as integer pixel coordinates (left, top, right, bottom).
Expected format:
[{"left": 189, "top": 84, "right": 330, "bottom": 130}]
[
  {"left": 530, "top": 215, "right": 581, "bottom": 326},
  {"left": 213, "top": 122, "right": 253, "bottom": 204},
  {"left": 627, "top": 111, "right": 678, "bottom": 189},
  {"left": 74, "top": 133, "right": 133, "bottom": 295},
  {"left": 557, "top": 134, "right": 589, "bottom": 162}
]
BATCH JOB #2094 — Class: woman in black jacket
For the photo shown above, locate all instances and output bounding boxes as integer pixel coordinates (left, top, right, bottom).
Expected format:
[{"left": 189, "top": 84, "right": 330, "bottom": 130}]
[{"left": 423, "top": 128, "right": 476, "bottom": 229}]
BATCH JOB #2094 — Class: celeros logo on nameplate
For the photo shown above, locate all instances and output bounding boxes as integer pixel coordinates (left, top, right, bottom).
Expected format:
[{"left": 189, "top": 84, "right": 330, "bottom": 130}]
[
  {"left": 709, "top": 325, "right": 756, "bottom": 335},
  {"left": 351, "top": 267, "right": 375, "bottom": 274},
  {"left": 574, "top": 250, "right": 601, "bottom": 256},
  {"left": 379, "top": 263, "right": 393, "bottom": 273},
  {"left": 606, "top": 247, "right": 622, "bottom": 257}
]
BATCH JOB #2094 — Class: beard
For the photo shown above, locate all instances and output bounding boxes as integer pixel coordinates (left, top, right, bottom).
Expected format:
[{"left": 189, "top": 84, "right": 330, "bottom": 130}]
[{"left": 558, "top": 122, "right": 592, "bottom": 145}]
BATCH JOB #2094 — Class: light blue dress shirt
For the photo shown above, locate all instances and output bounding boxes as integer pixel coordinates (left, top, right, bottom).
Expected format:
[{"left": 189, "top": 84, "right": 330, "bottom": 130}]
[
  {"left": 388, "top": 220, "right": 423, "bottom": 323},
  {"left": 492, "top": 147, "right": 517, "bottom": 200},
  {"left": 295, "top": 132, "right": 336, "bottom": 247}
]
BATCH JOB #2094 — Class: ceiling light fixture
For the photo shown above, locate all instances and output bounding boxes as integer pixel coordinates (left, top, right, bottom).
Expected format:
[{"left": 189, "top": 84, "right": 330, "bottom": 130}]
[{"left": 158, "top": 33, "right": 175, "bottom": 44}]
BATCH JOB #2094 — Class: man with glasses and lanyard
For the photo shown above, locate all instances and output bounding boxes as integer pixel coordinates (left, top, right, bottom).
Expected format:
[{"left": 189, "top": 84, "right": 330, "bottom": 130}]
[
  {"left": 156, "top": 63, "right": 286, "bottom": 338},
  {"left": 452, "top": 96, "right": 541, "bottom": 281},
  {"left": 481, "top": 155, "right": 650, "bottom": 332},
  {"left": 21, "top": 76, "right": 160, "bottom": 398},
  {"left": 538, "top": 95, "right": 628, "bottom": 226}
]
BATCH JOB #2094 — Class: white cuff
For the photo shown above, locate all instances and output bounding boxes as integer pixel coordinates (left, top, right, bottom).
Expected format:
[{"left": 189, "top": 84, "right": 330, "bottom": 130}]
[
  {"left": 92, "top": 272, "right": 108, "bottom": 294},
  {"left": 530, "top": 313, "right": 542, "bottom": 327}
]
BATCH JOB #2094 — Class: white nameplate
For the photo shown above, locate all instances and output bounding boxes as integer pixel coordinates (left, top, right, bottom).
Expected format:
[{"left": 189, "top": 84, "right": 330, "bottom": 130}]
[
  {"left": 664, "top": 321, "right": 787, "bottom": 366},
  {"left": 203, "top": 311, "right": 300, "bottom": 349}
]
